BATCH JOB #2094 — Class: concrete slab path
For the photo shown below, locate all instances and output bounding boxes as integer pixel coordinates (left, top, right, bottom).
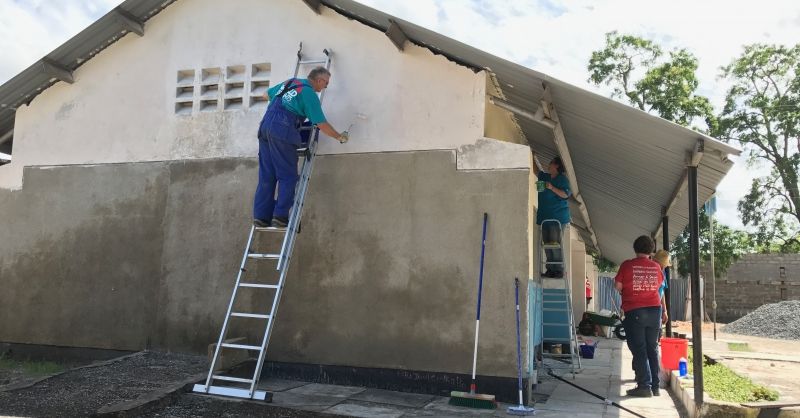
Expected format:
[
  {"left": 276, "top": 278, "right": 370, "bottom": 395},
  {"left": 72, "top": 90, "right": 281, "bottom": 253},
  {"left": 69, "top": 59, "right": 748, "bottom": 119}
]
[{"left": 242, "top": 338, "right": 686, "bottom": 417}]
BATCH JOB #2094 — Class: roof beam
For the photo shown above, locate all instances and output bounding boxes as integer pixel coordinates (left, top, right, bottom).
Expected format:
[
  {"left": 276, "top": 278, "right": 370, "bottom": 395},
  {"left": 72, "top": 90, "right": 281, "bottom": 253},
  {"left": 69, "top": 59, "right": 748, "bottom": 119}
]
[
  {"left": 385, "top": 19, "right": 408, "bottom": 52},
  {"left": 114, "top": 8, "right": 144, "bottom": 37},
  {"left": 301, "top": 0, "right": 322, "bottom": 14},
  {"left": 653, "top": 138, "right": 706, "bottom": 241},
  {"left": 539, "top": 85, "right": 600, "bottom": 252},
  {"left": 487, "top": 95, "right": 556, "bottom": 129},
  {"left": 40, "top": 59, "right": 74, "bottom": 84}
]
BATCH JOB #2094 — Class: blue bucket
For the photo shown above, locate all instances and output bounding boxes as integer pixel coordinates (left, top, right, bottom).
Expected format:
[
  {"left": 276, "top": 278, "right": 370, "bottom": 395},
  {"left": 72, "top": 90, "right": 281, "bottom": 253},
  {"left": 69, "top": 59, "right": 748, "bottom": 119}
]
[{"left": 579, "top": 341, "right": 598, "bottom": 359}]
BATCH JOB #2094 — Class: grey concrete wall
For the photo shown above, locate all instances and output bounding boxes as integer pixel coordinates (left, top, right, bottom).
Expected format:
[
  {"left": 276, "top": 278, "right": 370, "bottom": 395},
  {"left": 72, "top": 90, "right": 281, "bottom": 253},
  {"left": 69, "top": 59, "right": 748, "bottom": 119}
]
[
  {"left": 0, "top": 151, "right": 530, "bottom": 377},
  {"left": 701, "top": 254, "right": 800, "bottom": 323}
]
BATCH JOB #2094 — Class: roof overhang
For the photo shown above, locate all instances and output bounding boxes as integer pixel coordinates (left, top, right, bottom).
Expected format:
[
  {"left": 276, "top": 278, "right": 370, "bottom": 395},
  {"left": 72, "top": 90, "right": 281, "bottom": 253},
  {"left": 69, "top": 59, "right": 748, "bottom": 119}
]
[{"left": 316, "top": 0, "right": 741, "bottom": 263}]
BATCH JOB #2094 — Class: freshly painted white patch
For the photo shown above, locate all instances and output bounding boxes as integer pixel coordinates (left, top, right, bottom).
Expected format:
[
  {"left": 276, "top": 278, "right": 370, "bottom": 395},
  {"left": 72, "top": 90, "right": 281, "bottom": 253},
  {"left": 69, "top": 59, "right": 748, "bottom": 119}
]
[{"left": 456, "top": 137, "right": 530, "bottom": 171}]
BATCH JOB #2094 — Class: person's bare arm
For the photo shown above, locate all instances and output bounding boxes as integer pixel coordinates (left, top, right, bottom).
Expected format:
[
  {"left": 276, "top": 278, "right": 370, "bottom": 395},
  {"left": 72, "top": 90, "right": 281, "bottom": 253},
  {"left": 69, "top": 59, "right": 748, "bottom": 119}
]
[
  {"left": 615, "top": 281, "right": 623, "bottom": 292},
  {"left": 317, "top": 122, "right": 340, "bottom": 139},
  {"left": 661, "top": 295, "right": 669, "bottom": 324},
  {"left": 547, "top": 182, "right": 569, "bottom": 199}
]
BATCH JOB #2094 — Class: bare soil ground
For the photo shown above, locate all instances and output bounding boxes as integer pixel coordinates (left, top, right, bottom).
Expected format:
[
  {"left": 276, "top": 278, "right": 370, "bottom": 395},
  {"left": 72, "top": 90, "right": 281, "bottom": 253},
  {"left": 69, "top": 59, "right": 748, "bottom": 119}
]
[{"left": 0, "top": 351, "right": 206, "bottom": 417}]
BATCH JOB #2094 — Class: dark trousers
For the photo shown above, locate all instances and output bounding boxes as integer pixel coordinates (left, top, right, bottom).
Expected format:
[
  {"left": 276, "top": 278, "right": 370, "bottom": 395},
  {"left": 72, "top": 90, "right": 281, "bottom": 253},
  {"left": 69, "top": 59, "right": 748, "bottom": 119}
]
[
  {"left": 623, "top": 306, "right": 661, "bottom": 389},
  {"left": 253, "top": 136, "right": 299, "bottom": 221},
  {"left": 542, "top": 221, "right": 564, "bottom": 273}
]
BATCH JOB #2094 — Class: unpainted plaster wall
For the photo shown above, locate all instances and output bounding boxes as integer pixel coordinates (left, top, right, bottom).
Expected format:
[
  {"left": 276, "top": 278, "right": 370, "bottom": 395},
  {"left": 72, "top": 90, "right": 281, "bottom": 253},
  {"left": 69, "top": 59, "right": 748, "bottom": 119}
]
[{"left": 0, "top": 151, "right": 530, "bottom": 377}]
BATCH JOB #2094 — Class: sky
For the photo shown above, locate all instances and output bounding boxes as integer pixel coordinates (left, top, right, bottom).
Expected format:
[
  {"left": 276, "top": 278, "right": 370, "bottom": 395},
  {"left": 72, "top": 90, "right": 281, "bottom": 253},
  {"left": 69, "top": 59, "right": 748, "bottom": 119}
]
[{"left": 1, "top": 0, "right": 798, "bottom": 229}]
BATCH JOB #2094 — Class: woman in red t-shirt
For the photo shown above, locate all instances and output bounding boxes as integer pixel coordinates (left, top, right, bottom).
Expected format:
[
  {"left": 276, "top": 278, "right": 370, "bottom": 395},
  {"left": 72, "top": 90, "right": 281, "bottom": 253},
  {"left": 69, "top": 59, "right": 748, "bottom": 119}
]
[{"left": 614, "top": 235, "right": 664, "bottom": 398}]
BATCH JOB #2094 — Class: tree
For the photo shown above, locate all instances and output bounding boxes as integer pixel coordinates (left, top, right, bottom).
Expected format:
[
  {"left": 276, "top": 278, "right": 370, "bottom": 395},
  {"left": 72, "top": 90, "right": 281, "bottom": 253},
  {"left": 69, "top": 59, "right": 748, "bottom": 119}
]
[
  {"left": 588, "top": 31, "right": 715, "bottom": 130},
  {"left": 717, "top": 44, "right": 800, "bottom": 251},
  {"left": 672, "top": 209, "right": 754, "bottom": 277}
]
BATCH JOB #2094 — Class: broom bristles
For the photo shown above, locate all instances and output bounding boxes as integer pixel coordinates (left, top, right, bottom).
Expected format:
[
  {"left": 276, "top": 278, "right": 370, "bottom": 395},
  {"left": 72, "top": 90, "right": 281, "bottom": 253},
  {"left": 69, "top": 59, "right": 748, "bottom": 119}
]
[{"left": 449, "top": 390, "right": 497, "bottom": 409}]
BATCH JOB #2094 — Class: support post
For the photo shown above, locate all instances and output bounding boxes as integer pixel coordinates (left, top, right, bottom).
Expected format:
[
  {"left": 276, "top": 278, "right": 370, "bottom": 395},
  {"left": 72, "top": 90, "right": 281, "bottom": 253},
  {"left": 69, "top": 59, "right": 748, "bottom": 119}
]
[
  {"left": 710, "top": 210, "right": 716, "bottom": 341},
  {"left": 662, "top": 213, "right": 672, "bottom": 337},
  {"left": 688, "top": 165, "right": 704, "bottom": 408}
]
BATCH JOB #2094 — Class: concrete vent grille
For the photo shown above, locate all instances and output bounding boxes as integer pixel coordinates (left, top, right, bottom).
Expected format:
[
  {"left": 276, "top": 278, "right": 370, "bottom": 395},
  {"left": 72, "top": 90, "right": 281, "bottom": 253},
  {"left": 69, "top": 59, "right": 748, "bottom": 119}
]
[
  {"left": 224, "top": 97, "right": 243, "bottom": 111},
  {"left": 177, "top": 69, "right": 195, "bottom": 85},
  {"left": 226, "top": 65, "right": 245, "bottom": 82},
  {"left": 201, "top": 67, "right": 221, "bottom": 84},
  {"left": 200, "top": 83, "right": 219, "bottom": 97},
  {"left": 250, "top": 80, "right": 269, "bottom": 99},
  {"left": 252, "top": 63, "right": 271, "bottom": 79},
  {"left": 175, "top": 101, "right": 193, "bottom": 115},
  {"left": 250, "top": 94, "right": 268, "bottom": 108},
  {"left": 225, "top": 82, "right": 244, "bottom": 97},
  {"left": 176, "top": 86, "right": 193, "bottom": 100},
  {"left": 200, "top": 99, "right": 218, "bottom": 112}
]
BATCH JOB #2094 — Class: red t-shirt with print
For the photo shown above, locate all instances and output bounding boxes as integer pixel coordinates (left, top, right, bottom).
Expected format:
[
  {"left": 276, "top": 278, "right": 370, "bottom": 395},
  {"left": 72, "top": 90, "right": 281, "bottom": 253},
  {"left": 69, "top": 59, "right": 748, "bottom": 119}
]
[{"left": 615, "top": 256, "right": 664, "bottom": 312}]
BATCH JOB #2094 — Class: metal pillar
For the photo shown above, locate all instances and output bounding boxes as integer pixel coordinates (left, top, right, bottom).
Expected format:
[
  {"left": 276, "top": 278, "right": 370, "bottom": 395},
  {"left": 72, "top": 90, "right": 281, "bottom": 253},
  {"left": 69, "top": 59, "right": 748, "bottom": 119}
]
[
  {"left": 710, "top": 212, "right": 717, "bottom": 341},
  {"left": 662, "top": 214, "right": 672, "bottom": 337},
  {"left": 688, "top": 166, "right": 704, "bottom": 407}
]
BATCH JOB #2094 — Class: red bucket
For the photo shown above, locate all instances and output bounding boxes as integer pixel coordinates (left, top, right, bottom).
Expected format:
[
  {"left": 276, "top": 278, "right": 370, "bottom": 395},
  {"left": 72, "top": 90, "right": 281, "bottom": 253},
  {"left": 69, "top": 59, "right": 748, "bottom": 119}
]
[{"left": 660, "top": 337, "right": 688, "bottom": 371}]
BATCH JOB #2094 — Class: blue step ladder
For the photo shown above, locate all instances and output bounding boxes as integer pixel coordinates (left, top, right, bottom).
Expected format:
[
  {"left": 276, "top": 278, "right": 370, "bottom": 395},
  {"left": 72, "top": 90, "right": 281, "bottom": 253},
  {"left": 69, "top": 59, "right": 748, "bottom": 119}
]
[{"left": 538, "top": 219, "right": 581, "bottom": 377}]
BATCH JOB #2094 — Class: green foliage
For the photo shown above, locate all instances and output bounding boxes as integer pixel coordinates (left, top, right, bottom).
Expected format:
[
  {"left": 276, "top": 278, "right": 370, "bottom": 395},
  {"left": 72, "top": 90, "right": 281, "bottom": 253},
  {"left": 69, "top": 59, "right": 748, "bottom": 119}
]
[
  {"left": 588, "top": 31, "right": 714, "bottom": 131},
  {"left": 718, "top": 44, "right": 800, "bottom": 247},
  {"left": 727, "top": 342, "right": 751, "bottom": 352},
  {"left": 0, "top": 352, "right": 64, "bottom": 376},
  {"left": 672, "top": 208, "right": 754, "bottom": 277},
  {"left": 703, "top": 361, "right": 778, "bottom": 402},
  {"left": 593, "top": 256, "right": 617, "bottom": 272}
]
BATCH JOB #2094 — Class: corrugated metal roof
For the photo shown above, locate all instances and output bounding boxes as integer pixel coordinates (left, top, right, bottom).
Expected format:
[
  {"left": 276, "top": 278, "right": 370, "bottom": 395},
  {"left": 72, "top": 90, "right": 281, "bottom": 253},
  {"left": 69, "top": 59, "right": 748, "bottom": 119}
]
[
  {"left": 0, "top": 0, "right": 177, "bottom": 152},
  {"left": 0, "top": 0, "right": 740, "bottom": 264}
]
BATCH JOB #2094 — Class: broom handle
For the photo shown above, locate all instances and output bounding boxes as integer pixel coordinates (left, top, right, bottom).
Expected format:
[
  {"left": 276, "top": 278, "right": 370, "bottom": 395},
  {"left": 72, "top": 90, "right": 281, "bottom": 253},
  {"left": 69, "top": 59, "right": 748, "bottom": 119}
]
[
  {"left": 514, "top": 278, "right": 524, "bottom": 405},
  {"left": 471, "top": 213, "right": 488, "bottom": 385}
]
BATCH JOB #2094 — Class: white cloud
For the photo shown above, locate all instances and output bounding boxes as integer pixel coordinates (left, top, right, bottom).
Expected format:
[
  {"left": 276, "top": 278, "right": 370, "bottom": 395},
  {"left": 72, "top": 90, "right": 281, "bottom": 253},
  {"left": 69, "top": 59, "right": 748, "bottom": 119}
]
[
  {"left": 0, "top": 0, "right": 120, "bottom": 83},
  {"left": 1, "top": 0, "right": 796, "bottom": 230}
]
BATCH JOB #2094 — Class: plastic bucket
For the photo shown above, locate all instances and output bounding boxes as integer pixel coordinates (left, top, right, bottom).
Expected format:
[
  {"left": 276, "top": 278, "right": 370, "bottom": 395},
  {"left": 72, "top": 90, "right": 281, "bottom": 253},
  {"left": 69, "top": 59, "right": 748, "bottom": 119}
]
[
  {"left": 660, "top": 337, "right": 688, "bottom": 370},
  {"left": 579, "top": 343, "right": 597, "bottom": 359}
]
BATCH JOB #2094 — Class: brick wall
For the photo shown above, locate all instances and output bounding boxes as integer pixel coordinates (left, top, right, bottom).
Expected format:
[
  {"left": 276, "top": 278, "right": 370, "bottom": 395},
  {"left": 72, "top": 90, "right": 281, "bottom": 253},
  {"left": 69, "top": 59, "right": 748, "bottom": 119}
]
[{"left": 701, "top": 254, "right": 800, "bottom": 323}]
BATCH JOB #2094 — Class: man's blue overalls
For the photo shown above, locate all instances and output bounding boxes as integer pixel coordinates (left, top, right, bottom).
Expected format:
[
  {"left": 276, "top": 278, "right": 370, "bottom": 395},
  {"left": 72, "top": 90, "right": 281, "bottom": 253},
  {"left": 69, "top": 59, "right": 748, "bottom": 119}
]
[{"left": 254, "top": 80, "right": 312, "bottom": 224}]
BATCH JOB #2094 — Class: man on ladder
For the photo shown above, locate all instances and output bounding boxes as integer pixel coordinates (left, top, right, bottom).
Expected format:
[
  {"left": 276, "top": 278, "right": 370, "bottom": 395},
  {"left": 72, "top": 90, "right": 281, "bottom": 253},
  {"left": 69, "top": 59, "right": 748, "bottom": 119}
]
[{"left": 253, "top": 66, "right": 350, "bottom": 228}]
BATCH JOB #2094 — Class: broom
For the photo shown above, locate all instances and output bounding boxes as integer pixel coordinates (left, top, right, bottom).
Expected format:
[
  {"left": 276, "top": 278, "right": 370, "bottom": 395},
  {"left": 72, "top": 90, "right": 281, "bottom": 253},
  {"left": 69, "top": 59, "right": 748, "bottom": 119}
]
[{"left": 449, "top": 213, "right": 497, "bottom": 409}]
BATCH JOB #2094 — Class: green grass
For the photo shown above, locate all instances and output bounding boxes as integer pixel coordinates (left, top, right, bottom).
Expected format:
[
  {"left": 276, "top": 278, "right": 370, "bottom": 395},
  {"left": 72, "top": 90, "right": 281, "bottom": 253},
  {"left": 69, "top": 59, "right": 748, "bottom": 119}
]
[
  {"left": 727, "top": 342, "right": 751, "bottom": 352},
  {"left": 685, "top": 350, "right": 778, "bottom": 403},
  {"left": 0, "top": 353, "right": 64, "bottom": 376}
]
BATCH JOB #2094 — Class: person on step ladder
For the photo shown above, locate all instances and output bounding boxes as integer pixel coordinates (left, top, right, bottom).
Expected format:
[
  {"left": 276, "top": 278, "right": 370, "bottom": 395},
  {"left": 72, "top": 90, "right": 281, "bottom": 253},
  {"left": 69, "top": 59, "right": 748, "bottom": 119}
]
[
  {"left": 253, "top": 66, "right": 350, "bottom": 228},
  {"left": 535, "top": 155, "right": 572, "bottom": 278}
]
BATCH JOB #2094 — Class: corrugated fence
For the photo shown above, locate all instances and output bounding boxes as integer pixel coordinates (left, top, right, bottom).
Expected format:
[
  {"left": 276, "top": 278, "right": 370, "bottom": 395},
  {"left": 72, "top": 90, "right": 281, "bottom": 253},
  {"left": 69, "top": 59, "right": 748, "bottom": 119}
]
[{"left": 596, "top": 274, "right": 687, "bottom": 320}]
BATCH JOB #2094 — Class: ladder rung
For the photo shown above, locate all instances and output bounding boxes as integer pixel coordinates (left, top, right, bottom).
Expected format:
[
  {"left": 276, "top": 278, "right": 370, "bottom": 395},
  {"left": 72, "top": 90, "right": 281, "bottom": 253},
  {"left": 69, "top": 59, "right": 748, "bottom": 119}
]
[
  {"left": 239, "top": 283, "right": 279, "bottom": 289},
  {"left": 299, "top": 59, "right": 327, "bottom": 64},
  {"left": 247, "top": 253, "right": 280, "bottom": 260},
  {"left": 230, "top": 312, "right": 271, "bottom": 319},
  {"left": 221, "top": 343, "right": 261, "bottom": 350},
  {"left": 542, "top": 244, "right": 562, "bottom": 249},
  {"left": 254, "top": 226, "right": 287, "bottom": 232},
  {"left": 543, "top": 308, "right": 569, "bottom": 312},
  {"left": 212, "top": 375, "right": 253, "bottom": 383}
]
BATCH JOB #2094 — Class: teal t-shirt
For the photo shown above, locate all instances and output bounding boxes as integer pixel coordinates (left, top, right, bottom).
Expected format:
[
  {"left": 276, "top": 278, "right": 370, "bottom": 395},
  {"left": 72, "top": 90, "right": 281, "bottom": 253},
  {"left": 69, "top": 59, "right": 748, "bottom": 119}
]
[
  {"left": 536, "top": 171, "right": 571, "bottom": 225},
  {"left": 267, "top": 78, "right": 327, "bottom": 124}
]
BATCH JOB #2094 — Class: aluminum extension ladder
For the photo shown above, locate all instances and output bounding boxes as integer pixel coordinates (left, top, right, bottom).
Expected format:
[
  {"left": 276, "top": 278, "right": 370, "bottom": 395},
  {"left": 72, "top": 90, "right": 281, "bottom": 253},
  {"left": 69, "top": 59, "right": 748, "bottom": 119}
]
[
  {"left": 193, "top": 44, "right": 332, "bottom": 401},
  {"left": 538, "top": 219, "right": 582, "bottom": 377}
]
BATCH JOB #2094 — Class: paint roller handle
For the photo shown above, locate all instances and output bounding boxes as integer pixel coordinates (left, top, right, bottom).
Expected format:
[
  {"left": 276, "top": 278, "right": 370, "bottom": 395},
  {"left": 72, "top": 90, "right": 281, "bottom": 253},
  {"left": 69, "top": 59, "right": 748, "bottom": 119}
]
[{"left": 337, "top": 131, "right": 349, "bottom": 144}]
